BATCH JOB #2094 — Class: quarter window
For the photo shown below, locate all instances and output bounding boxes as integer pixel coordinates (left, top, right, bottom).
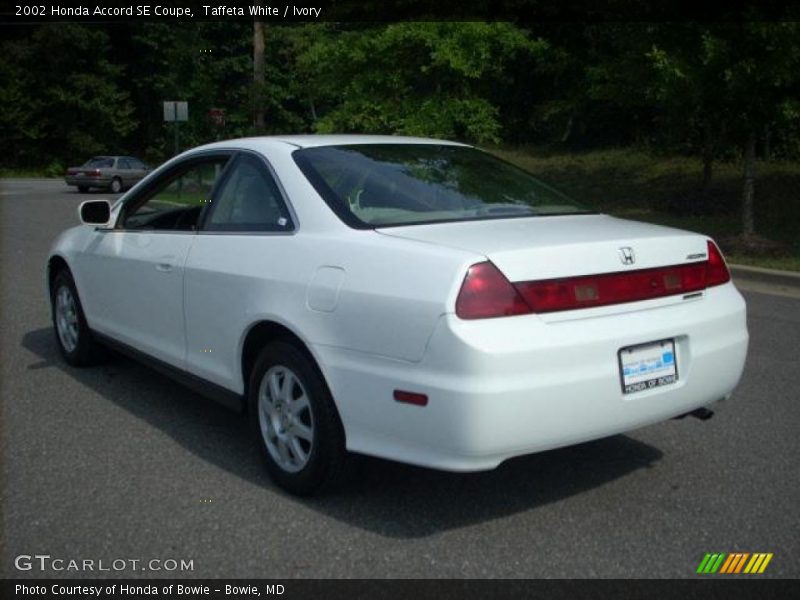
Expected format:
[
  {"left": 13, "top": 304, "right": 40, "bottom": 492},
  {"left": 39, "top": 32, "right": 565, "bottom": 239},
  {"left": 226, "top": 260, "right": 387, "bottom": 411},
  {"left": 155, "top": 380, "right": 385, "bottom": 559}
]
[{"left": 203, "top": 154, "right": 293, "bottom": 232}]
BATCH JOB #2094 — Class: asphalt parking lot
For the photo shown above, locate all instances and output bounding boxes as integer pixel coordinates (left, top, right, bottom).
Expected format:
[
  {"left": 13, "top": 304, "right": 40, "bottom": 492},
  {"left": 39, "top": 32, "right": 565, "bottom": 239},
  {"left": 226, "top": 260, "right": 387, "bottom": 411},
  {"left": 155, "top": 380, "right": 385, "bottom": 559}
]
[{"left": 1, "top": 178, "right": 798, "bottom": 579}]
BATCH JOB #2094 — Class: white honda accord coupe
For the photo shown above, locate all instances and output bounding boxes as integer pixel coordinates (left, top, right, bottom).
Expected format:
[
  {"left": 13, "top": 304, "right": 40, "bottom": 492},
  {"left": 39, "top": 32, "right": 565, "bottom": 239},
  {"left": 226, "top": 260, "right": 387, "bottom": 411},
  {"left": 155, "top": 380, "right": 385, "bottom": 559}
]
[{"left": 47, "top": 135, "right": 749, "bottom": 494}]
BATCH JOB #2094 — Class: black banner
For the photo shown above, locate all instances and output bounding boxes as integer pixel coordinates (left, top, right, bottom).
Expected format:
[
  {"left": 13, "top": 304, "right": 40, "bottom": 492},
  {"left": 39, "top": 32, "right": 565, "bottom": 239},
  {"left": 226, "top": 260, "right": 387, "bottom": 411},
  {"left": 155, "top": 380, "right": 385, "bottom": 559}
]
[
  {"left": 3, "top": 579, "right": 800, "bottom": 600},
  {"left": 3, "top": 0, "right": 800, "bottom": 24}
]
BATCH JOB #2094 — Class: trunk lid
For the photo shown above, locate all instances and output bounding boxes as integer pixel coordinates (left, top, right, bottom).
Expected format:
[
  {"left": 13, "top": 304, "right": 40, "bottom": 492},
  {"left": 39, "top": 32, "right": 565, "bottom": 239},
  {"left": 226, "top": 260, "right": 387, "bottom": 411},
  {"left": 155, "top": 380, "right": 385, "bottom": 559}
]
[{"left": 376, "top": 214, "right": 709, "bottom": 282}]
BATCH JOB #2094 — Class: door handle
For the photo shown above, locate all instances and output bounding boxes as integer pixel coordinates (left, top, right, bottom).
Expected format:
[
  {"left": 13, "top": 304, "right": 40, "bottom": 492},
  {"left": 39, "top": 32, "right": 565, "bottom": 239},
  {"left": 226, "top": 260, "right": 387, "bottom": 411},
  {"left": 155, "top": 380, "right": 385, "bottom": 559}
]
[{"left": 156, "top": 262, "right": 173, "bottom": 272}]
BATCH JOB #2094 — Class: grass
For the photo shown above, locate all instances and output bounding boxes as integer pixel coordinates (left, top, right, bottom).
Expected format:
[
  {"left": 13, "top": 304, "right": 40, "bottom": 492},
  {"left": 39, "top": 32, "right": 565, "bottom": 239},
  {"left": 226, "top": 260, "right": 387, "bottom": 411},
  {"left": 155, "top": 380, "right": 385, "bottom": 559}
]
[
  {"left": 492, "top": 146, "right": 800, "bottom": 271},
  {"left": 0, "top": 167, "right": 51, "bottom": 178},
  {"left": 724, "top": 255, "right": 800, "bottom": 272}
]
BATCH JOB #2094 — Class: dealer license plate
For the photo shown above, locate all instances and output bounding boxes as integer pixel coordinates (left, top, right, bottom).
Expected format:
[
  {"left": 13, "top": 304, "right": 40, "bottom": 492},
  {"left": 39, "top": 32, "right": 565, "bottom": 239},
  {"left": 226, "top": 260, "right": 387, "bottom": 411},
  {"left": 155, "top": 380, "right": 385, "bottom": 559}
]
[{"left": 618, "top": 339, "right": 677, "bottom": 394}]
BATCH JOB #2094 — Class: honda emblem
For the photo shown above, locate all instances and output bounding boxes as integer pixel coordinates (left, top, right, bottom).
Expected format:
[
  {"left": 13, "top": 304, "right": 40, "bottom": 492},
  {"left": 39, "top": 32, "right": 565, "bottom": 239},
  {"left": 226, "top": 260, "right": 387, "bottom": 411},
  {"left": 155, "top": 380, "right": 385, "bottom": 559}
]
[{"left": 619, "top": 247, "right": 636, "bottom": 265}]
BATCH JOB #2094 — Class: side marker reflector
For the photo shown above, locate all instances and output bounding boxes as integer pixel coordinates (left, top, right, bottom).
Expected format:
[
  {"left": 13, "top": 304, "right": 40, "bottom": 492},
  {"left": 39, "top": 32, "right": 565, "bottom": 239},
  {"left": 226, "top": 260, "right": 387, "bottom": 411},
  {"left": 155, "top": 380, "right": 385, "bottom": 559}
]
[{"left": 394, "top": 390, "right": 428, "bottom": 406}]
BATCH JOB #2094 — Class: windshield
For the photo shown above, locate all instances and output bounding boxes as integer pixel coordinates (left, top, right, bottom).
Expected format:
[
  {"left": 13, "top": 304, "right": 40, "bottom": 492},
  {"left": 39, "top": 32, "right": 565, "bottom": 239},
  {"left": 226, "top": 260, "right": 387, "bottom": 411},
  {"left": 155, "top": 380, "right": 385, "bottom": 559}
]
[{"left": 293, "top": 144, "right": 591, "bottom": 228}]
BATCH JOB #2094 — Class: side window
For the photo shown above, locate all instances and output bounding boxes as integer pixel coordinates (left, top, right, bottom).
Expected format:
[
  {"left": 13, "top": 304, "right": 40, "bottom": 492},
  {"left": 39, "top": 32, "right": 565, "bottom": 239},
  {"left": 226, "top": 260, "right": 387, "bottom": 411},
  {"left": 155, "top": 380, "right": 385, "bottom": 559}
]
[
  {"left": 203, "top": 154, "right": 293, "bottom": 232},
  {"left": 121, "top": 157, "right": 230, "bottom": 231},
  {"left": 118, "top": 158, "right": 132, "bottom": 170}
]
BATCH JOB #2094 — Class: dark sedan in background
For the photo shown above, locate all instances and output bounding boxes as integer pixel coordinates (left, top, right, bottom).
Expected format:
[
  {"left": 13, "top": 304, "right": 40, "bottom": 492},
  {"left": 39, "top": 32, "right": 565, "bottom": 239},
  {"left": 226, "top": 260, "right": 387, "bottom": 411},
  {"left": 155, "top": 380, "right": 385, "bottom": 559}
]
[{"left": 65, "top": 156, "right": 151, "bottom": 193}]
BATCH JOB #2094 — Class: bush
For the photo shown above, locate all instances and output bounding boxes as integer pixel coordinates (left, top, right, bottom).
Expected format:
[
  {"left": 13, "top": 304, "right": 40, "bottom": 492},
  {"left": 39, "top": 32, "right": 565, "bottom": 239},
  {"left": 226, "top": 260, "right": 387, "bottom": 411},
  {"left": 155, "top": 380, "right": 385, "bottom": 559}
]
[{"left": 44, "top": 161, "right": 65, "bottom": 177}]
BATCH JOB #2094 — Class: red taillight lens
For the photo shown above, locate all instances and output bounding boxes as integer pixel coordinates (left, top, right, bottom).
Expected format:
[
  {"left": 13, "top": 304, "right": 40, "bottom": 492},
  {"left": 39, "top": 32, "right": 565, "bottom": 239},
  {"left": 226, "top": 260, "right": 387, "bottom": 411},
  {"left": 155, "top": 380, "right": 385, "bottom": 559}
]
[
  {"left": 516, "top": 264, "right": 708, "bottom": 313},
  {"left": 456, "top": 242, "right": 730, "bottom": 319},
  {"left": 705, "top": 240, "right": 731, "bottom": 287},
  {"left": 455, "top": 262, "right": 531, "bottom": 319}
]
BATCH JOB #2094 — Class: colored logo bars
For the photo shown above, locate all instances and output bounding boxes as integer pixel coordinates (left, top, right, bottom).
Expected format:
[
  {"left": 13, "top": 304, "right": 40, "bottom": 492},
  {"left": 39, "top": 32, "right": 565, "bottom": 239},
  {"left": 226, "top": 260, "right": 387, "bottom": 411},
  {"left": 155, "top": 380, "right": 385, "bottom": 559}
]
[{"left": 696, "top": 553, "right": 773, "bottom": 574}]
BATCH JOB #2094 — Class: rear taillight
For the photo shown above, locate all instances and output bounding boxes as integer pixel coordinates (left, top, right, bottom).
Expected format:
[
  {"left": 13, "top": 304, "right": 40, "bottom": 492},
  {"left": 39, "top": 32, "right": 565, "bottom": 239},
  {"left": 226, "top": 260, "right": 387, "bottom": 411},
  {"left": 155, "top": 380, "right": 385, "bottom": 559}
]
[
  {"left": 705, "top": 240, "right": 731, "bottom": 287},
  {"left": 516, "top": 265, "right": 708, "bottom": 313},
  {"left": 456, "top": 241, "right": 731, "bottom": 319},
  {"left": 455, "top": 262, "right": 531, "bottom": 319}
]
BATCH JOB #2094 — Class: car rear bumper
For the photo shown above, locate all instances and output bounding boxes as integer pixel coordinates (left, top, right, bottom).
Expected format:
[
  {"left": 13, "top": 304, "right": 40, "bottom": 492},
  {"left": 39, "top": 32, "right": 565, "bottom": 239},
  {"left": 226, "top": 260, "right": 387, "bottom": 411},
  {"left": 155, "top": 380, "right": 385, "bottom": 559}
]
[{"left": 316, "top": 282, "right": 748, "bottom": 471}]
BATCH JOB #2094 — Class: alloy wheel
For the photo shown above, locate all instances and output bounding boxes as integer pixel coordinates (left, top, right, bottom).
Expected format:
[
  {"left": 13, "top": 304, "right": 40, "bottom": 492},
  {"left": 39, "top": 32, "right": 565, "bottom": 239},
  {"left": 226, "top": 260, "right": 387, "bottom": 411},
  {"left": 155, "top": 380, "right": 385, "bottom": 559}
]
[
  {"left": 55, "top": 285, "right": 79, "bottom": 353},
  {"left": 257, "top": 365, "right": 315, "bottom": 473}
]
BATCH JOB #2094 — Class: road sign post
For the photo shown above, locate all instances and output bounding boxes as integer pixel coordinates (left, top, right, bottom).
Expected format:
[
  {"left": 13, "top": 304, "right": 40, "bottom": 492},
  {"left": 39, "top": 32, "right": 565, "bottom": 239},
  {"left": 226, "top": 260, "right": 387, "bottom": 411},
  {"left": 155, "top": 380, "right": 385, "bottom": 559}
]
[
  {"left": 208, "top": 108, "right": 225, "bottom": 143},
  {"left": 163, "top": 101, "right": 189, "bottom": 156}
]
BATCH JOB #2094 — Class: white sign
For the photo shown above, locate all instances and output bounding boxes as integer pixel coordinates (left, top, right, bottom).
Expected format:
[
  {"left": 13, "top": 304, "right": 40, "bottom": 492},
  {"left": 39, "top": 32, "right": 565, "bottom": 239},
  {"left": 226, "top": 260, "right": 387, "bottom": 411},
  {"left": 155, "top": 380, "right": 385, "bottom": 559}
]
[{"left": 163, "top": 101, "right": 189, "bottom": 122}]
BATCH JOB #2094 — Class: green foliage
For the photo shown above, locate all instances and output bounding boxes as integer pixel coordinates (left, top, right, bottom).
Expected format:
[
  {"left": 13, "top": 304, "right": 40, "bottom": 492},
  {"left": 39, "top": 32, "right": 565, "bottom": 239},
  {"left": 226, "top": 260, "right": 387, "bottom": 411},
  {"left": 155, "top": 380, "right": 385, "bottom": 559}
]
[
  {"left": 1, "top": 24, "right": 135, "bottom": 167},
  {"left": 299, "top": 23, "right": 545, "bottom": 143},
  {"left": 1, "top": 20, "right": 799, "bottom": 241}
]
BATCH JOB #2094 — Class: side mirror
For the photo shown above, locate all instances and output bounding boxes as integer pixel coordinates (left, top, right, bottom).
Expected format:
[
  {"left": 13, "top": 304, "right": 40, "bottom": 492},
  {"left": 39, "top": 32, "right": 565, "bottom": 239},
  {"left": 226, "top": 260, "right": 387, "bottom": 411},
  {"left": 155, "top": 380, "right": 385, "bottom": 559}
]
[{"left": 79, "top": 200, "right": 112, "bottom": 226}]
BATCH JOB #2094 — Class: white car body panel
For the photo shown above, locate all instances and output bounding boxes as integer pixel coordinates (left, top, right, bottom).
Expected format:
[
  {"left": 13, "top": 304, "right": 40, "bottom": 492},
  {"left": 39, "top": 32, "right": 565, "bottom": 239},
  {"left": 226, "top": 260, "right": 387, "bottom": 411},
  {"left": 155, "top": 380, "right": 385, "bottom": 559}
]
[
  {"left": 378, "top": 214, "right": 708, "bottom": 281},
  {"left": 74, "top": 230, "right": 195, "bottom": 366},
  {"left": 182, "top": 230, "right": 475, "bottom": 391},
  {"left": 318, "top": 283, "right": 747, "bottom": 470},
  {"left": 48, "top": 135, "right": 749, "bottom": 472}
]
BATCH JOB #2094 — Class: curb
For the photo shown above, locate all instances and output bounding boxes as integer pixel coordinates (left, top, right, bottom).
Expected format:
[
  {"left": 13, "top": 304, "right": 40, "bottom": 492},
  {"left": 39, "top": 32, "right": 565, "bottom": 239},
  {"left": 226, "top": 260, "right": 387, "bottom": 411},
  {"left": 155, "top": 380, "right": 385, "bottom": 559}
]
[{"left": 729, "top": 264, "right": 800, "bottom": 290}]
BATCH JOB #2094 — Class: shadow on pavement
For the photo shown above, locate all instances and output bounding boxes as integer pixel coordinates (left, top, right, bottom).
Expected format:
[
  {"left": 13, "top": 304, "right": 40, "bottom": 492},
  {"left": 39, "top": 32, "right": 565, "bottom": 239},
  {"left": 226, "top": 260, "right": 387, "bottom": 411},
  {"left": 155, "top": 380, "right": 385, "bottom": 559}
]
[{"left": 22, "top": 326, "right": 663, "bottom": 539}]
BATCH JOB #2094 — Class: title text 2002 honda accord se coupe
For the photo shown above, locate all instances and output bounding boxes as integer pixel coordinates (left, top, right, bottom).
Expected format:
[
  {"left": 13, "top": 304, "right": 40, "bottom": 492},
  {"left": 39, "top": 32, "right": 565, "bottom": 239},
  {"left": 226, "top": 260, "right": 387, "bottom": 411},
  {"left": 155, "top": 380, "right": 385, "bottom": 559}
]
[{"left": 47, "top": 135, "right": 748, "bottom": 495}]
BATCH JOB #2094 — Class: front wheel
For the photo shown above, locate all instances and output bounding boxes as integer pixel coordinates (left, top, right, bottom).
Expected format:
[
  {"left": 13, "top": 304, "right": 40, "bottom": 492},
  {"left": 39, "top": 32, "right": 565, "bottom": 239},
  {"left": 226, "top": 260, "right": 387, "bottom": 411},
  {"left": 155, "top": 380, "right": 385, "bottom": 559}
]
[
  {"left": 51, "top": 269, "right": 102, "bottom": 366},
  {"left": 248, "top": 341, "right": 349, "bottom": 495},
  {"left": 77, "top": 186, "right": 89, "bottom": 193}
]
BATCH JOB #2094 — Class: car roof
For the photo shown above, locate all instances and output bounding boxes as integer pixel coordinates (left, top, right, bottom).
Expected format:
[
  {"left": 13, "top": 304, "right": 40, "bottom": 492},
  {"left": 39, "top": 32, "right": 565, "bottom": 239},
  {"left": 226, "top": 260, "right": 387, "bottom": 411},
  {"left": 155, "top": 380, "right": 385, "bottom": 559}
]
[
  {"left": 192, "top": 134, "right": 470, "bottom": 153},
  {"left": 267, "top": 134, "right": 469, "bottom": 148}
]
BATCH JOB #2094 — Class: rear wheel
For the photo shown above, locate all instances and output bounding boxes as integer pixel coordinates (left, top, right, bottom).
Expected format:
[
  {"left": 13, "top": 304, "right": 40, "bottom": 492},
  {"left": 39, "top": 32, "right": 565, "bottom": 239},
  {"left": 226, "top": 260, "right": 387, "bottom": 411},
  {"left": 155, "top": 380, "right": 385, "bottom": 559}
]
[
  {"left": 110, "top": 177, "right": 122, "bottom": 193},
  {"left": 248, "top": 341, "right": 349, "bottom": 495},
  {"left": 51, "top": 269, "right": 102, "bottom": 366},
  {"left": 77, "top": 186, "right": 89, "bottom": 193}
]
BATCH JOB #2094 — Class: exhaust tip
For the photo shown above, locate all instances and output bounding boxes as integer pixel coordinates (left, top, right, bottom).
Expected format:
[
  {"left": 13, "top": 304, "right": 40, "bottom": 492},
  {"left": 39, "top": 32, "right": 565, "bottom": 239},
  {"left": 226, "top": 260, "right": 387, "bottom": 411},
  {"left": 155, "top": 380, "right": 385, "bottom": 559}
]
[
  {"left": 673, "top": 407, "right": 715, "bottom": 421},
  {"left": 690, "top": 407, "right": 714, "bottom": 421}
]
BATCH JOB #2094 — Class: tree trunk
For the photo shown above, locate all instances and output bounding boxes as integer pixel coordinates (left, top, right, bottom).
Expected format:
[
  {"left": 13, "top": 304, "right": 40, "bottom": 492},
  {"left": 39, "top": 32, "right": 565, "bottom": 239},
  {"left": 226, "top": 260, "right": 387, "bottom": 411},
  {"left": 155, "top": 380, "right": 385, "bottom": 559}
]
[
  {"left": 253, "top": 21, "right": 265, "bottom": 132},
  {"left": 742, "top": 131, "right": 757, "bottom": 237},
  {"left": 702, "top": 120, "right": 713, "bottom": 192},
  {"left": 763, "top": 124, "right": 771, "bottom": 161},
  {"left": 309, "top": 97, "right": 317, "bottom": 122},
  {"left": 559, "top": 116, "right": 573, "bottom": 143}
]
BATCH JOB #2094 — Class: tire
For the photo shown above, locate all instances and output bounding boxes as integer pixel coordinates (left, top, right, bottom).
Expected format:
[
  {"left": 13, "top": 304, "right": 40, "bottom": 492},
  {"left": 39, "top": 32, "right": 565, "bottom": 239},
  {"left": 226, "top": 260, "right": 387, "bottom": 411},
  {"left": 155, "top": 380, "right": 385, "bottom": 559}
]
[
  {"left": 51, "top": 269, "right": 102, "bottom": 366},
  {"left": 78, "top": 186, "right": 89, "bottom": 193},
  {"left": 110, "top": 177, "right": 122, "bottom": 193},
  {"left": 248, "top": 341, "right": 349, "bottom": 495}
]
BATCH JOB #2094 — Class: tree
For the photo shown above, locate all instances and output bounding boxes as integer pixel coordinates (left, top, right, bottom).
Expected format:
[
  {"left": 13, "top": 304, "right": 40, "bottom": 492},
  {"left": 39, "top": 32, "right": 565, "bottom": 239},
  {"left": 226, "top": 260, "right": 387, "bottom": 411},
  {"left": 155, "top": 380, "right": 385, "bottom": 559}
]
[
  {"left": 0, "top": 24, "right": 135, "bottom": 168},
  {"left": 296, "top": 23, "right": 546, "bottom": 144},
  {"left": 253, "top": 21, "right": 265, "bottom": 132},
  {"left": 648, "top": 22, "right": 800, "bottom": 239}
]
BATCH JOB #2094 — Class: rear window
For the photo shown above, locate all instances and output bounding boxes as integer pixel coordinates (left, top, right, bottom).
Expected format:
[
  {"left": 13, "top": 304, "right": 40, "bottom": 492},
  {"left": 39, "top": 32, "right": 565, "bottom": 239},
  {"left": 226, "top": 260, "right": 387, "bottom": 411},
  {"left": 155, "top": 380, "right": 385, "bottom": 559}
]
[
  {"left": 293, "top": 144, "right": 591, "bottom": 228},
  {"left": 84, "top": 157, "right": 114, "bottom": 168}
]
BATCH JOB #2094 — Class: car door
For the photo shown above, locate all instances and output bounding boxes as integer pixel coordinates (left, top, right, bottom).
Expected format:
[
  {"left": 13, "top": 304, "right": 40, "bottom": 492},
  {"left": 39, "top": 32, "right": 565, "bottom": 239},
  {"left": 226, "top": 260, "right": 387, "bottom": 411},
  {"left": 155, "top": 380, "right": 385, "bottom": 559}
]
[
  {"left": 76, "top": 153, "right": 233, "bottom": 368},
  {"left": 116, "top": 158, "right": 134, "bottom": 187},
  {"left": 183, "top": 151, "right": 296, "bottom": 391}
]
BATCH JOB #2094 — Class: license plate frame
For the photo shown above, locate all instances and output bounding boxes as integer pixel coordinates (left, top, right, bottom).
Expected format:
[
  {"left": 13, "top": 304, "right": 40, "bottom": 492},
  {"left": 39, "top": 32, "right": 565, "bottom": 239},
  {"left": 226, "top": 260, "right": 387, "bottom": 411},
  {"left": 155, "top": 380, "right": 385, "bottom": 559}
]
[{"left": 618, "top": 338, "right": 678, "bottom": 394}]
